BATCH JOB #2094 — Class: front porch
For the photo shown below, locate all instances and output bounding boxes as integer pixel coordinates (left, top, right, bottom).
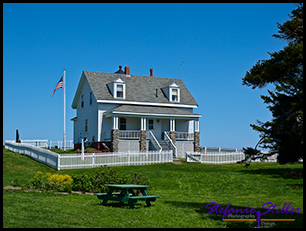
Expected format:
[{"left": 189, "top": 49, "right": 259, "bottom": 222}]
[{"left": 101, "top": 114, "right": 200, "bottom": 158}]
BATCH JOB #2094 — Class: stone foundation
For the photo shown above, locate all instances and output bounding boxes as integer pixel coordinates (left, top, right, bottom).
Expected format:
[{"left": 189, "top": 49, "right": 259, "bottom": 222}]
[
  {"left": 139, "top": 130, "right": 147, "bottom": 151},
  {"left": 194, "top": 131, "right": 200, "bottom": 152},
  {"left": 111, "top": 129, "right": 119, "bottom": 152}
]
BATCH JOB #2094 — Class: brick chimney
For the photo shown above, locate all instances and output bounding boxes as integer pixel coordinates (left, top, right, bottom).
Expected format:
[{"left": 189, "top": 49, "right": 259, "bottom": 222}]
[
  {"left": 150, "top": 68, "right": 153, "bottom": 77},
  {"left": 125, "top": 66, "right": 130, "bottom": 75}
]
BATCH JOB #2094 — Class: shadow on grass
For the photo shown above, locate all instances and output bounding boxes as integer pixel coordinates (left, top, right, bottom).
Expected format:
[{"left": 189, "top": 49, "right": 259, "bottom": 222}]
[
  {"left": 238, "top": 167, "right": 303, "bottom": 180},
  {"left": 94, "top": 201, "right": 150, "bottom": 209},
  {"left": 164, "top": 201, "right": 303, "bottom": 228}
]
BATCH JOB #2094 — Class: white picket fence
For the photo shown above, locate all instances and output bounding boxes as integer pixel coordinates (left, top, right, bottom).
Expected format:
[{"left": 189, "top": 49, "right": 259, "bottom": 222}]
[
  {"left": 201, "top": 147, "right": 240, "bottom": 153},
  {"left": 186, "top": 151, "right": 278, "bottom": 164},
  {"left": 49, "top": 140, "right": 74, "bottom": 149},
  {"left": 186, "top": 151, "right": 246, "bottom": 164},
  {"left": 59, "top": 150, "right": 173, "bottom": 170},
  {"left": 20, "top": 140, "right": 49, "bottom": 148},
  {"left": 5, "top": 140, "right": 60, "bottom": 169},
  {"left": 10, "top": 139, "right": 74, "bottom": 149},
  {"left": 5, "top": 140, "right": 173, "bottom": 170}
]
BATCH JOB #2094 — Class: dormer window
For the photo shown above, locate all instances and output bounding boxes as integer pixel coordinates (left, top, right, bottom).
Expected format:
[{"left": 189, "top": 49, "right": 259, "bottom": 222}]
[
  {"left": 171, "top": 88, "right": 178, "bottom": 102},
  {"left": 169, "top": 81, "right": 180, "bottom": 102},
  {"left": 162, "top": 81, "right": 180, "bottom": 103},
  {"left": 107, "top": 77, "right": 126, "bottom": 99},
  {"left": 116, "top": 84, "right": 124, "bottom": 98}
]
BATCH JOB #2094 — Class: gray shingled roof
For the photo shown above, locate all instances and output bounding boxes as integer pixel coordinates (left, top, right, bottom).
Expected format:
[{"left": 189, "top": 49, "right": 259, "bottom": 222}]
[
  {"left": 104, "top": 105, "right": 201, "bottom": 118},
  {"left": 83, "top": 70, "right": 198, "bottom": 106}
]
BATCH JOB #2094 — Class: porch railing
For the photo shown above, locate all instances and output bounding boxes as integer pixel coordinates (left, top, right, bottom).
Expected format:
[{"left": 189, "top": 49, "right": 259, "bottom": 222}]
[
  {"left": 176, "top": 132, "right": 194, "bottom": 140},
  {"left": 103, "top": 130, "right": 140, "bottom": 141},
  {"left": 103, "top": 130, "right": 193, "bottom": 142},
  {"left": 166, "top": 131, "right": 194, "bottom": 141},
  {"left": 119, "top": 130, "right": 140, "bottom": 139}
]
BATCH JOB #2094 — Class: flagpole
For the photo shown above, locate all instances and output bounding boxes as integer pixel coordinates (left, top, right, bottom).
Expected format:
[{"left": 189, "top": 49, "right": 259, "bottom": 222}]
[{"left": 63, "top": 69, "right": 66, "bottom": 151}]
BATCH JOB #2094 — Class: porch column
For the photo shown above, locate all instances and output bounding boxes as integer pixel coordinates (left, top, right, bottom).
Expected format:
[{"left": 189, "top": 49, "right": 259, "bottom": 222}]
[
  {"left": 194, "top": 119, "right": 200, "bottom": 152},
  {"left": 188, "top": 120, "right": 194, "bottom": 133},
  {"left": 169, "top": 118, "right": 176, "bottom": 144},
  {"left": 113, "top": 116, "right": 118, "bottom": 129},
  {"left": 111, "top": 116, "right": 119, "bottom": 152},
  {"left": 195, "top": 119, "right": 199, "bottom": 132},
  {"left": 141, "top": 117, "right": 146, "bottom": 130},
  {"left": 140, "top": 117, "right": 146, "bottom": 151}
]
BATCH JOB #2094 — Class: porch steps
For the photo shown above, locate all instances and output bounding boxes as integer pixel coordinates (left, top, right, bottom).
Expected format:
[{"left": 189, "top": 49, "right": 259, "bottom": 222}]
[
  {"left": 149, "top": 139, "right": 176, "bottom": 159},
  {"left": 158, "top": 140, "right": 171, "bottom": 151}
]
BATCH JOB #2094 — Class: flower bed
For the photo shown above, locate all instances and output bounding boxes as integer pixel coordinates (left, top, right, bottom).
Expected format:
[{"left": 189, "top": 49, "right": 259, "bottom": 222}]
[{"left": 23, "top": 167, "right": 150, "bottom": 194}]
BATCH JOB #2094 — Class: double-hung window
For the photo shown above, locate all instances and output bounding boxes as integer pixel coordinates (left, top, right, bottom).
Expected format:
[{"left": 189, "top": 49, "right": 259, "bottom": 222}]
[
  {"left": 172, "top": 89, "right": 178, "bottom": 102},
  {"left": 119, "top": 117, "right": 126, "bottom": 130},
  {"left": 148, "top": 119, "right": 154, "bottom": 130},
  {"left": 85, "top": 119, "right": 88, "bottom": 132},
  {"left": 116, "top": 85, "right": 124, "bottom": 98},
  {"left": 81, "top": 95, "right": 84, "bottom": 107}
]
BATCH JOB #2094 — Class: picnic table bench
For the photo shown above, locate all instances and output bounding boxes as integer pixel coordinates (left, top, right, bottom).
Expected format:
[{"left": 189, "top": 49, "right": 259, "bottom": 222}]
[{"left": 94, "top": 184, "right": 159, "bottom": 209}]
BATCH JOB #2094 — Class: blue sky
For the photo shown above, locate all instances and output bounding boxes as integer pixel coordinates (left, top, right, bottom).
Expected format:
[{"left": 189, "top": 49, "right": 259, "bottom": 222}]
[{"left": 3, "top": 3, "right": 296, "bottom": 149}]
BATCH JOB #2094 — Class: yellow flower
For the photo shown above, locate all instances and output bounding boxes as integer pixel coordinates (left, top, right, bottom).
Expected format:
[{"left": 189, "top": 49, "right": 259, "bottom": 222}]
[
  {"left": 47, "top": 173, "right": 73, "bottom": 185},
  {"left": 33, "top": 171, "right": 43, "bottom": 179}
]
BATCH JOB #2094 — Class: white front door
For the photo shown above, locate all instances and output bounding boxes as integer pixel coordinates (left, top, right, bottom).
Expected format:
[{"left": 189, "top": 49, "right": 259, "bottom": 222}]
[{"left": 147, "top": 118, "right": 161, "bottom": 139}]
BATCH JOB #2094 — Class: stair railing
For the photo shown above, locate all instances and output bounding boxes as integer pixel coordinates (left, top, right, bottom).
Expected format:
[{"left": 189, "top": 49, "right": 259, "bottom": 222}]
[
  {"left": 163, "top": 131, "right": 177, "bottom": 158},
  {"left": 148, "top": 131, "right": 162, "bottom": 153}
]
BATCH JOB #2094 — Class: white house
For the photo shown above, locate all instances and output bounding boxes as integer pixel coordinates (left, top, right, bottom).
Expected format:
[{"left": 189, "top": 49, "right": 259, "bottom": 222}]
[{"left": 71, "top": 66, "right": 201, "bottom": 158}]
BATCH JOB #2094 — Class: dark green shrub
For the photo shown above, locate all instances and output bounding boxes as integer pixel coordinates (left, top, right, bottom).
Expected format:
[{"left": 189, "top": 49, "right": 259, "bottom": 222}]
[{"left": 70, "top": 166, "right": 150, "bottom": 193}]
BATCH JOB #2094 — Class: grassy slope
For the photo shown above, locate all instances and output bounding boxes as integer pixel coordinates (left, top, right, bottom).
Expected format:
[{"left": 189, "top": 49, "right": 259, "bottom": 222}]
[{"left": 3, "top": 148, "right": 303, "bottom": 228}]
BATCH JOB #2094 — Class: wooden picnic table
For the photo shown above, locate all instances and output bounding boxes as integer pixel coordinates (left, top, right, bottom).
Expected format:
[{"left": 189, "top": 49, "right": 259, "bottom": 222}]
[{"left": 94, "top": 184, "right": 159, "bottom": 209}]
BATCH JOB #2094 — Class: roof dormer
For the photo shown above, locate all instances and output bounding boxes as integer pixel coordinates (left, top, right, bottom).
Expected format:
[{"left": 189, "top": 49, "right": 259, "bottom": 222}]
[
  {"left": 107, "top": 77, "right": 126, "bottom": 99},
  {"left": 162, "top": 81, "right": 180, "bottom": 103}
]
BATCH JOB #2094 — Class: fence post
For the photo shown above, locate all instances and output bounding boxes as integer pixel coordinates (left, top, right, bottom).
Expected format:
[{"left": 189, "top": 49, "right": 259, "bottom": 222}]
[
  {"left": 37, "top": 149, "right": 40, "bottom": 161},
  {"left": 92, "top": 153, "right": 95, "bottom": 167},
  {"left": 57, "top": 154, "right": 61, "bottom": 171}
]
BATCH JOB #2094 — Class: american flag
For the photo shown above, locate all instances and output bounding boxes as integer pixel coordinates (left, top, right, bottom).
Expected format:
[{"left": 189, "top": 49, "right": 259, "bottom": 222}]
[{"left": 51, "top": 76, "right": 63, "bottom": 97}]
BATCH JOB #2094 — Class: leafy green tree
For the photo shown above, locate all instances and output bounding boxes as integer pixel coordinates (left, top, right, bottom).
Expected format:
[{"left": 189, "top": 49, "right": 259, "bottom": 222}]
[{"left": 241, "top": 4, "right": 303, "bottom": 164}]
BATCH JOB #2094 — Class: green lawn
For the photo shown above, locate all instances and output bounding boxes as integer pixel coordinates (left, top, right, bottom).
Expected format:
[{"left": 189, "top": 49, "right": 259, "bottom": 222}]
[{"left": 3, "top": 147, "right": 303, "bottom": 228}]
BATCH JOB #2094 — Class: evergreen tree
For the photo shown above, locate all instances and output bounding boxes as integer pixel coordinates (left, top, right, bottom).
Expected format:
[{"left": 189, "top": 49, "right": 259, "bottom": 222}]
[{"left": 241, "top": 4, "right": 303, "bottom": 164}]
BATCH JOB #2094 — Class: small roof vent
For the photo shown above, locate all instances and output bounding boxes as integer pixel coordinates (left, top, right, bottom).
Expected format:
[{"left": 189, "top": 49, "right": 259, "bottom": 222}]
[{"left": 114, "top": 65, "right": 125, "bottom": 74}]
